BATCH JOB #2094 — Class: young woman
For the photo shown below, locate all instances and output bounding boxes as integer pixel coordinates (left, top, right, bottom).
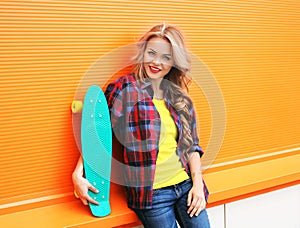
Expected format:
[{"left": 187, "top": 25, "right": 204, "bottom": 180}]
[{"left": 72, "top": 23, "right": 210, "bottom": 228}]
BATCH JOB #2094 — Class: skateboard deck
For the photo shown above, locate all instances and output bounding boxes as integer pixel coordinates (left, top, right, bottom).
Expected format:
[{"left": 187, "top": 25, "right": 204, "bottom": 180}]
[{"left": 81, "top": 85, "right": 112, "bottom": 217}]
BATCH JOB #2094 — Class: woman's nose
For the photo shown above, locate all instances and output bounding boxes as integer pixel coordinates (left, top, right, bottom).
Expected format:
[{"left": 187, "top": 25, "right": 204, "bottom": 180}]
[{"left": 152, "top": 56, "right": 162, "bottom": 65}]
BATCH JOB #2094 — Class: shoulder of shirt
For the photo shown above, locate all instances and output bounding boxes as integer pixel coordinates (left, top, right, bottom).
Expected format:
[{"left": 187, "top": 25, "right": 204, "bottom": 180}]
[
  {"left": 105, "top": 73, "right": 137, "bottom": 94},
  {"left": 114, "top": 73, "right": 137, "bottom": 85}
]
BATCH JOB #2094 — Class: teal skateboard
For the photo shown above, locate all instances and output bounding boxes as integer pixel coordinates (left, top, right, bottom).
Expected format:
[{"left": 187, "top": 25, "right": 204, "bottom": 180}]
[{"left": 76, "top": 85, "right": 112, "bottom": 217}]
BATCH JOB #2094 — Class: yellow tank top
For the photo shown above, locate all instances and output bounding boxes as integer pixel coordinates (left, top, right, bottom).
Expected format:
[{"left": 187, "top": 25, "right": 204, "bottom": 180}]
[{"left": 152, "top": 99, "right": 189, "bottom": 189}]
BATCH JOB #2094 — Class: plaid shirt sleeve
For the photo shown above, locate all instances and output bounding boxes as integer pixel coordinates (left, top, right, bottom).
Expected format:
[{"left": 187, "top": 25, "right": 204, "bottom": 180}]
[
  {"left": 188, "top": 104, "right": 209, "bottom": 202},
  {"left": 188, "top": 105, "right": 204, "bottom": 157},
  {"left": 104, "top": 77, "right": 125, "bottom": 128}
]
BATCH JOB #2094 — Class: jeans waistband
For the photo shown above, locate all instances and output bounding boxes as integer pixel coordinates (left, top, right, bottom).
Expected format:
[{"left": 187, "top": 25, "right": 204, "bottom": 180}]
[{"left": 154, "top": 178, "right": 191, "bottom": 191}]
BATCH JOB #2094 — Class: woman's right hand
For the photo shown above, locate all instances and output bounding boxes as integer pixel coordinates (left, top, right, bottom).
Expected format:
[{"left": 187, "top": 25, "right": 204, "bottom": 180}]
[
  {"left": 72, "top": 156, "right": 99, "bottom": 206},
  {"left": 73, "top": 174, "right": 99, "bottom": 206}
]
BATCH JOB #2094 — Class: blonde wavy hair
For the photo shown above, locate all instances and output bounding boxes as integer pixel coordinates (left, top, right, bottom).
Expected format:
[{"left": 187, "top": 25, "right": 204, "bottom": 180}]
[{"left": 134, "top": 23, "right": 195, "bottom": 157}]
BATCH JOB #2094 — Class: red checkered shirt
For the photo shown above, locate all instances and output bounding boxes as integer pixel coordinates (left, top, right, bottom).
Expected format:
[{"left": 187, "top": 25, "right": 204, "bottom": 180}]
[{"left": 105, "top": 74, "right": 209, "bottom": 209}]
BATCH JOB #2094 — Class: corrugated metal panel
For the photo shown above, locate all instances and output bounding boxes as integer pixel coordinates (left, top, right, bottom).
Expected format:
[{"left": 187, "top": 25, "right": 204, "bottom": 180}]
[{"left": 0, "top": 0, "right": 299, "bottom": 206}]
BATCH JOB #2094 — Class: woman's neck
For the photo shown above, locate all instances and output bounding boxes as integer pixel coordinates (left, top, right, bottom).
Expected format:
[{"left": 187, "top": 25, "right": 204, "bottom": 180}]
[{"left": 150, "top": 78, "right": 164, "bottom": 99}]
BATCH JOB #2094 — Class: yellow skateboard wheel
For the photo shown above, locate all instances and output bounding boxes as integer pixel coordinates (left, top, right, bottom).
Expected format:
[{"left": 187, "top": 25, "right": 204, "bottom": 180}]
[{"left": 71, "top": 100, "right": 83, "bottom": 113}]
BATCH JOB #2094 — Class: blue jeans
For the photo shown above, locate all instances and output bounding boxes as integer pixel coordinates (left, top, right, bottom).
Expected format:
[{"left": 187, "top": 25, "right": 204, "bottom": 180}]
[{"left": 133, "top": 179, "right": 210, "bottom": 228}]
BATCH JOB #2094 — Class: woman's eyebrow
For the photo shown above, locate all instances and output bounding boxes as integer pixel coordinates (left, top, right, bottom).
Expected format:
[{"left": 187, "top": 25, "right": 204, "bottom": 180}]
[
  {"left": 148, "top": 48, "right": 157, "bottom": 53},
  {"left": 148, "top": 47, "right": 172, "bottom": 56}
]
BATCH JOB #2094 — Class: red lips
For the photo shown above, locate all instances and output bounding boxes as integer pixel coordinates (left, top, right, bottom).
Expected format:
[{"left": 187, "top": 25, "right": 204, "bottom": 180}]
[{"left": 149, "top": 66, "right": 161, "bottom": 73}]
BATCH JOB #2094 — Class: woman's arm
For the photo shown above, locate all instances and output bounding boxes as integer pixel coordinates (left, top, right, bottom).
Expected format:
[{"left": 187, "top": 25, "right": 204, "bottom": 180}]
[
  {"left": 187, "top": 152, "right": 206, "bottom": 217},
  {"left": 72, "top": 156, "right": 99, "bottom": 205}
]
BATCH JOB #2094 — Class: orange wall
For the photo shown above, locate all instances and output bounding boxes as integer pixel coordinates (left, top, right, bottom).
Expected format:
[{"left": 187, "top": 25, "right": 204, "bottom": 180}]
[{"left": 0, "top": 0, "right": 299, "bottom": 210}]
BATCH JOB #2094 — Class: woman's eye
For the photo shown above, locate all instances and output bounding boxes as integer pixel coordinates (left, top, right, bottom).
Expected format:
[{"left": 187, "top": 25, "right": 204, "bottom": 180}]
[
  {"left": 148, "top": 51, "right": 155, "bottom": 56},
  {"left": 163, "top": 56, "right": 171, "bottom": 61}
]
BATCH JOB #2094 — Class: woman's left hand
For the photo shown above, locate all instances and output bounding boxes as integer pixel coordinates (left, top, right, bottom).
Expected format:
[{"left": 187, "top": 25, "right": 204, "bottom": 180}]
[{"left": 187, "top": 183, "right": 206, "bottom": 217}]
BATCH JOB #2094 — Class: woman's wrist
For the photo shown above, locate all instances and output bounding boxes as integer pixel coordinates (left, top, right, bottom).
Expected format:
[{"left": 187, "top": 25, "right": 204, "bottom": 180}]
[
  {"left": 72, "top": 156, "right": 84, "bottom": 183},
  {"left": 191, "top": 170, "right": 203, "bottom": 186},
  {"left": 72, "top": 170, "right": 83, "bottom": 183}
]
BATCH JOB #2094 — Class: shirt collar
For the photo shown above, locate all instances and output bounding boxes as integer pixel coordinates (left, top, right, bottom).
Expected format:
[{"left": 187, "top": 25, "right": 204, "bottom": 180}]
[
  {"left": 140, "top": 78, "right": 152, "bottom": 90},
  {"left": 139, "top": 77, "right": 171, "bottom": 94}
]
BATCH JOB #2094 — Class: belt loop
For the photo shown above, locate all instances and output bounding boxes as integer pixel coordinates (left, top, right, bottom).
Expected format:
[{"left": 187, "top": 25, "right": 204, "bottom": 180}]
[{"left": 174, "top": 183, "right": 181, "bottom": 197}]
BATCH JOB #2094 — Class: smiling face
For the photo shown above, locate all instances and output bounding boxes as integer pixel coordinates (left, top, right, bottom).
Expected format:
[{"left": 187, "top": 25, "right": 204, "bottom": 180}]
[{"left": 143, "top": 37, "right": 174, "bottom": 81}]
